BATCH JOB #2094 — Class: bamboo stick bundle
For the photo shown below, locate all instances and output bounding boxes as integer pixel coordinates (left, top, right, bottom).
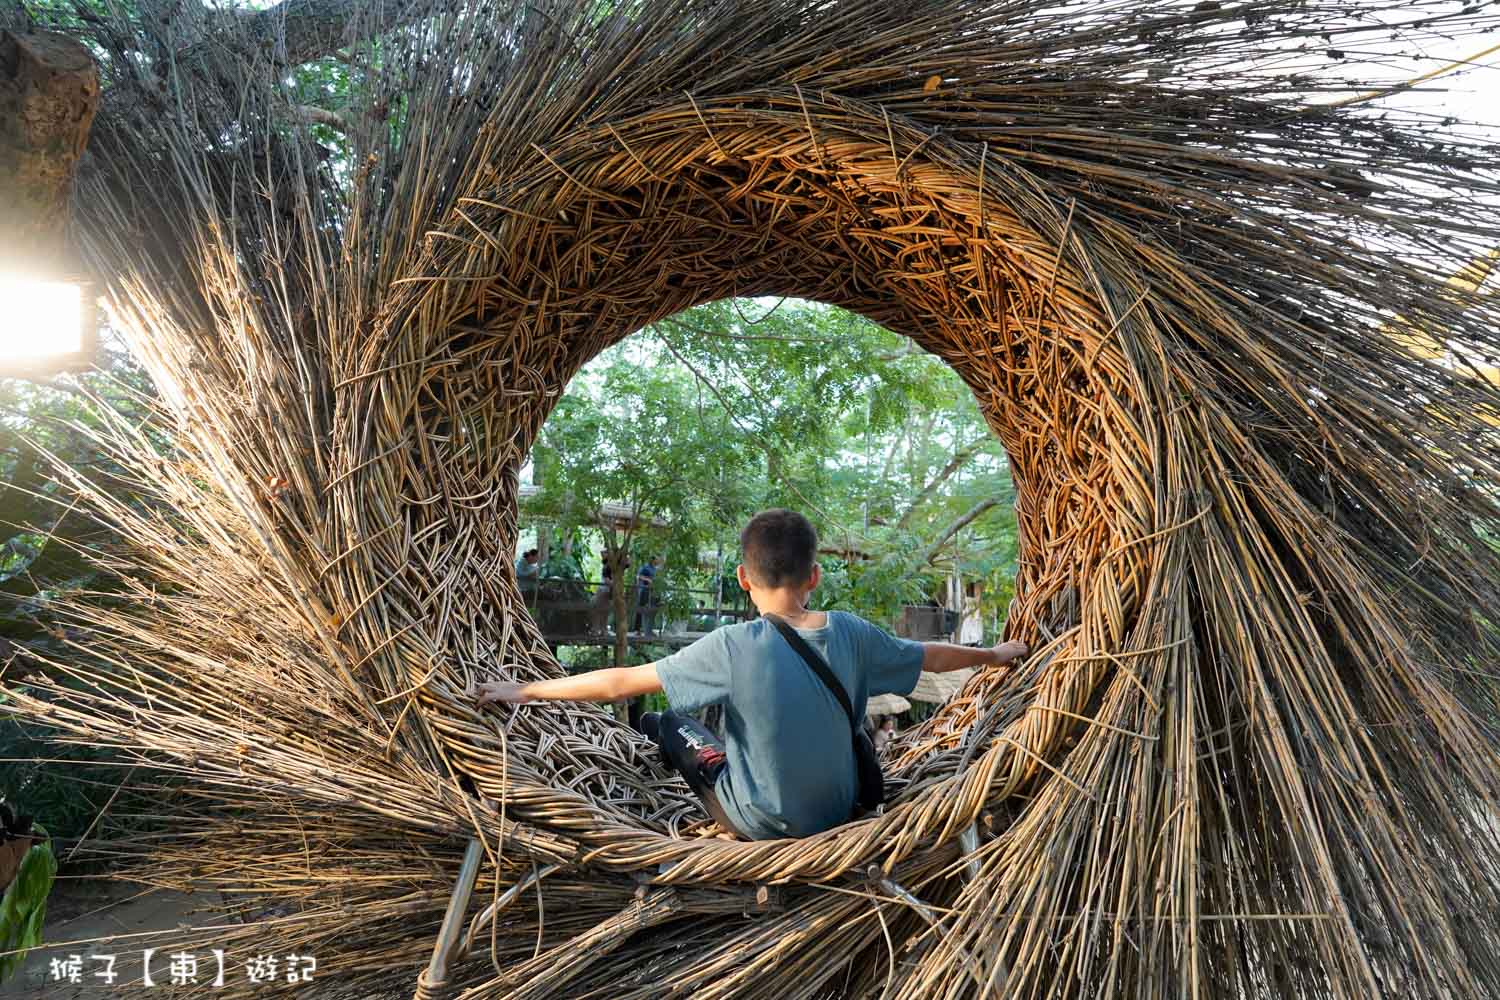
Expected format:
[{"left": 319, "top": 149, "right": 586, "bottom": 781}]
[{"left": 6, "top": 0, "right": 1500, "bottom": 996}]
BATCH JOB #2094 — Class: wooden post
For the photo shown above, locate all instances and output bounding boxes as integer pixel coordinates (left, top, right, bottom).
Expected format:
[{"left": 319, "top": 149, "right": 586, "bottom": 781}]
[
  {"left": 712, "top": 540, "right": 724, "bottom": 629},
  {"left": 415, "top": 836, "right": 484, "bottom": 1000}
]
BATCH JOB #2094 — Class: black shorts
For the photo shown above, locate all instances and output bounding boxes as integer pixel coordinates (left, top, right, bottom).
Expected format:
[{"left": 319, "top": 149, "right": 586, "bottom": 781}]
[{"left": 640, "top": 711, "right": 743, "bottom": 837}]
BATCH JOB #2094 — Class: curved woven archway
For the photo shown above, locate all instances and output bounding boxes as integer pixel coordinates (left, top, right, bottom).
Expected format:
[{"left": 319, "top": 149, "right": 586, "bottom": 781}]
[
  {"left": 371, "top": 102, "right": 1147, "bottom": 864},
  {"left": 10, "top": 1, "right": 1500, "bottom": 997}
]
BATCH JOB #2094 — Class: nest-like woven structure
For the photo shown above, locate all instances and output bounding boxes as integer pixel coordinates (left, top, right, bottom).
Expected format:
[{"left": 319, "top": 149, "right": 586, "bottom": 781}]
[{"left": 9, "top": 0, "right": 1500, "bottom": 996}]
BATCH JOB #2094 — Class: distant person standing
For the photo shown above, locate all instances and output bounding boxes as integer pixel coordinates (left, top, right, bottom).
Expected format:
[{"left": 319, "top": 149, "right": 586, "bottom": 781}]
[
  {"left": 635, "top": 556, "right": 660, "bottom": 636},
  {"left": 516, "top": 548, "right": 540, "bottom": 596}
]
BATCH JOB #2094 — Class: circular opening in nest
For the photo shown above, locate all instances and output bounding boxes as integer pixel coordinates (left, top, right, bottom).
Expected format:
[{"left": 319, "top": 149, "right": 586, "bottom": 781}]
[{"left": 513, "top": 296, "right": 1021, "bottom": 706}]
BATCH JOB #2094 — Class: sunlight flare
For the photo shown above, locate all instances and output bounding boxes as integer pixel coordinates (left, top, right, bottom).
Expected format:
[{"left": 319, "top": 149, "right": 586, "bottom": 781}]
[{"left": 0, "top": 276, "right": 85, "bottom": 366}]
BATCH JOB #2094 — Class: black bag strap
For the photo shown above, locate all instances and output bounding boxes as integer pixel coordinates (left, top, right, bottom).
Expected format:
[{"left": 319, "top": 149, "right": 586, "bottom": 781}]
[{"left": 765, "top": 615, "right": 857, "bottom": 731}]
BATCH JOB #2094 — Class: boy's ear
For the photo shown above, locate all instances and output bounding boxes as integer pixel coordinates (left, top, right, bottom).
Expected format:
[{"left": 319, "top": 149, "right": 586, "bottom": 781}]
[
  {"left": 735, "top": 564, "right": 752, "bottom": 591},
  {"left": 806, "top": 563, "right": 822, "bottom": 590}
]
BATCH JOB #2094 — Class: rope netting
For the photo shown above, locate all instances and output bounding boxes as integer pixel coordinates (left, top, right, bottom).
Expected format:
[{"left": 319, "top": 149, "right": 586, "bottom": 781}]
[{"left": 7, "top": 0, "right": 1500, "bottom": 996}]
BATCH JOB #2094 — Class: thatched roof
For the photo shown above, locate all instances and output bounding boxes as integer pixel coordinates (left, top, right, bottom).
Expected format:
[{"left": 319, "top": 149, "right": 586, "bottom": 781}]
[
  {"left": 865, "top": 693, "right": 911, "bottom": 717},
  {"left": 7, "top": 0, "right": 1500, "bottom": 997},
  {"left": 909, "top": 668, "right": 974, "bottom": 705}
]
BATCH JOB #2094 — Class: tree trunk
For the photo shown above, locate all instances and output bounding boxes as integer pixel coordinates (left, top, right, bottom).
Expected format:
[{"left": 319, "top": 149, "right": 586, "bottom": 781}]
[
  {"left": 612, "top": 554, "right": 629, "bottom": 670},
  {"left": 0, "top": 28, "right": 98, "bottom": 276},
  {"left": 600, "top": 543, "right": 633, "bottom": 725}
]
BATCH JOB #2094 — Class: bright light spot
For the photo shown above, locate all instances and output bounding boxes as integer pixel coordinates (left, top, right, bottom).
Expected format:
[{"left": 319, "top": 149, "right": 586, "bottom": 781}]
[{"left": 0, "top": 277, "right": 84, "bottom": 363}]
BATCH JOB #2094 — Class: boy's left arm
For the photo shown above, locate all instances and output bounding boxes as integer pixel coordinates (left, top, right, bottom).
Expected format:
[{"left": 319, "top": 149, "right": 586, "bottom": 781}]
[{"left": 921, "top": 639, "right": 1027, "bottom": 674}]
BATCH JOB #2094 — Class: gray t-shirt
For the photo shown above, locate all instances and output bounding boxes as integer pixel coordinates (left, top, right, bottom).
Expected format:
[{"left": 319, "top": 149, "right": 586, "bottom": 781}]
[{"left": 655, "top": 610, "right": 925, "bottom": 839}]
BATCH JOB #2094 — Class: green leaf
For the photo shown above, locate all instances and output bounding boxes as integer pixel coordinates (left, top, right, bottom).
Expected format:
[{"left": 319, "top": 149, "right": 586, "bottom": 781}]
[
  {"left": 0, "top": 841, "right": 53, "bottom": 985},
  {"left": 0, "top": 877, "right": 18, "bottom": 932},
  {"left": 12, "top": 842, "right": 57, "bottom": 908},
  {"left": 20, "top": 896, "right": 46, "bottom": 949}
]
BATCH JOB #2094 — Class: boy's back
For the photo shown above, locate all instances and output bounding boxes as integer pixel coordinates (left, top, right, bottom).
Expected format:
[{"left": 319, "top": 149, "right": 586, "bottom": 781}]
[{"left": 656, "top": 610, "right": 923, "bottom": 839}]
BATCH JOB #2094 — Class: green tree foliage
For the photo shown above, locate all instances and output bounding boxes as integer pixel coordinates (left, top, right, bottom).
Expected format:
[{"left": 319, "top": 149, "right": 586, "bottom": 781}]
[
  {"left": 0, "top": 381, "right": 107, "bottom": 647},
  {"left": 0, "top": 342, "right": 155, "bottom": 843},
  {"left": 528, "top": 342, "right": 765, "bottom": 665}
]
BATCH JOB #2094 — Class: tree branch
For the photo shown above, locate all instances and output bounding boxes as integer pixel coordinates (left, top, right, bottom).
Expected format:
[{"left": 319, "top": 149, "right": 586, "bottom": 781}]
[
  {"left": 895, "top": 440, "right": 984, "bottom": 532},
  {"left": 291, "top": 103, "right": 347, "bottom": 131},
  {"left": 874, "top": 344, "right": 921, "bottom": 362},
  {"left": 2, "top": 0, "right": 432, "bottom": 253},
  {"left": 659, "top": 316, "right": 833, "bottom": 346},
  {"left": 176, "top": 0, "right": 440, "bottom": 73},
  {"left": 921, "top": 498, "right": 1001, "bottom": 566},
  {"left": 654, "top": 332, "right": 861, "bottom": 540}
]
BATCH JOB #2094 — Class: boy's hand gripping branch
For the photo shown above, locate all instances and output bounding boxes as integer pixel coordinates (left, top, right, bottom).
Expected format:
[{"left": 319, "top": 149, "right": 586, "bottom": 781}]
[
  {"left": 919, "top": 638, "right": 1029, "bottom": 674},
  {"left": 469, "top": 680, "right": 534, "bottom": 705},
  {"left": 991, "top": 639, "right": 1029, "bottom": 664}
]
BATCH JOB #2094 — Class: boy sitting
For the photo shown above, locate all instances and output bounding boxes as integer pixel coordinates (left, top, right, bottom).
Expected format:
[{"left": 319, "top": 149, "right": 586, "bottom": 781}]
[{"left": 473, "top": 508, "right": 1027, "bottom": 840}]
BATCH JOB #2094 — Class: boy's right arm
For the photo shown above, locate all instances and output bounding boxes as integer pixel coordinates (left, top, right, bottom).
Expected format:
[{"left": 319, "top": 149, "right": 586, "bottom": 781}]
[
  {"left": 921, "top": 639, "right": 1027, "bottom": 674},
  {"left": 470, "top": 664, "right": 662, "bottom": 705}
]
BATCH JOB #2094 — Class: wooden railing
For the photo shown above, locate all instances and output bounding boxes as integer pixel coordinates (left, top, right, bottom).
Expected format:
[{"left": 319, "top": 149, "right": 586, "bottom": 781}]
[{"left": 517, "top": 576, "right": 754, "bottom": 646}]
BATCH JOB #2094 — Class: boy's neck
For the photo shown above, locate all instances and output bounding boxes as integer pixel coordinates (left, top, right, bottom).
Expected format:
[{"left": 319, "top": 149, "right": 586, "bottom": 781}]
[{"left": 753, "top": 589, "right": 818, "bottom": 622}]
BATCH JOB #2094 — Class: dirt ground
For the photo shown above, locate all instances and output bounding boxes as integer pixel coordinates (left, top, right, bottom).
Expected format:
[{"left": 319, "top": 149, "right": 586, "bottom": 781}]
[
  {"left": 2, "top": 878, "right": 420, "bottom": 999},
  {"left": 0, "top": 877, "right": 223, "bottom": 998}
]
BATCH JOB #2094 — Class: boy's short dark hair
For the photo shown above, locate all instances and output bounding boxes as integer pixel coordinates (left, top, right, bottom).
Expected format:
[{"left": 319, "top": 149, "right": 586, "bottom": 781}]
[
  {"left": 523, "top": 548, "right": 539, "bottom": 559},
  {"left": 740, "top": 509, "right": 818, "bottom": 587}
]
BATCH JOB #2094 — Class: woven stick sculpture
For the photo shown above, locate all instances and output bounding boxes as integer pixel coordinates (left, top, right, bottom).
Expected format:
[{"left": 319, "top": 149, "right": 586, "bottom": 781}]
[{"left": 7, "top": 0, "right": 1500, "bottom": 996}]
